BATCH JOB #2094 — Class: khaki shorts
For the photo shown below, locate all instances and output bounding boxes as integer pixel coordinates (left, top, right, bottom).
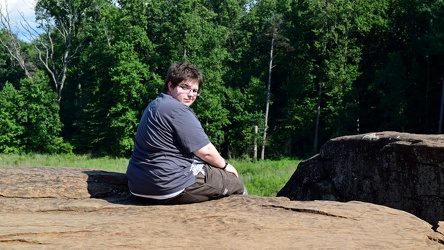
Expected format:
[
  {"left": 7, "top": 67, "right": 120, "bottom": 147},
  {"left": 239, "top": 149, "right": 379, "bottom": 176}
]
[{"left": 132, "top": 164, "right": 246, "bottom": 205}]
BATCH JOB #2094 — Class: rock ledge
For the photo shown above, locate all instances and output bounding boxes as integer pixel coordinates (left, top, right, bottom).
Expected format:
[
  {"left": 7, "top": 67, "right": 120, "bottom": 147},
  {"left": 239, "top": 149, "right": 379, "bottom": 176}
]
[{"left": 0, "top": 166, "right": 443, "bottom": 249}]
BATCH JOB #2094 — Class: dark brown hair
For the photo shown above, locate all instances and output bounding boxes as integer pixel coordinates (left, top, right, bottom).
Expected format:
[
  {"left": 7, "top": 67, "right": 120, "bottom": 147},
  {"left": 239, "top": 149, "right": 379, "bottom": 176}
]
[{"left": 162, "top": 62, "right": 203, "bottom": 94}]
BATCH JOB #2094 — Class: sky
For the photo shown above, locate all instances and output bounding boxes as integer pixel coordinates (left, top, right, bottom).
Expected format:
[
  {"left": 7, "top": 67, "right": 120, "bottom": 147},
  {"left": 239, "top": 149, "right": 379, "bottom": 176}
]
[
  {"left": 1, "top": 0, "right": 36, "bottom": 21},
  {"left": 1, "top": 0, "right": 37, "bottom": 39}
]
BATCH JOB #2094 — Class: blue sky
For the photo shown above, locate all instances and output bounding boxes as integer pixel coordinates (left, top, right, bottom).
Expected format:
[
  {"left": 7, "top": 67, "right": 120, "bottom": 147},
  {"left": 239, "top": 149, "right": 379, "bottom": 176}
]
[
  {"left": 1, "top": 0, "right": 37, "bottom": 40},
  {"left": 1, "top": 0, "right": 36, "bottom": 22}
]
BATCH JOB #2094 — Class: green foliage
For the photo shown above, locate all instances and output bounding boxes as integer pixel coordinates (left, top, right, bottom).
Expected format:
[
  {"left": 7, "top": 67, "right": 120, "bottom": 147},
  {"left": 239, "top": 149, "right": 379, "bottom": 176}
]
[
  {"left": 0, "top": 72, "right": 71, "bottom": 154},
  {"left": 0, "top": 83, "right": 26, "bottom": 153},
  {"left": 20, "top": 72, "right": 73, "bottom": 153},
  {"left": 225, "top": 77, "right": 265, "bottom": 157},
  {"left": 66, "top": 0, "right": 162, "bottom": 156},
  {"left": 156, "top": 0, "right": 235, "bottom": 146},
  {"left": 307, "top": 0, "right": 388, "bottom": 137},
  {"left": 0, "top": 31, "right": 29, "bottom": 85},
  {"left": 371, "top": 52, "right": 408, "bottom": 131},
  {"left": 107, "top": 42, "right": 151, "bottom": 156},
  {"left": 2, "top": 0, "right": 444, "bottom": 159}
]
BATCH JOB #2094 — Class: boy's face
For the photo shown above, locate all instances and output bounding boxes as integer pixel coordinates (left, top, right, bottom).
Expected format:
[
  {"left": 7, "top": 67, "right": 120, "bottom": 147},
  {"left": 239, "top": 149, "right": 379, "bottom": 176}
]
[{"left": 168, "top": 80, "right": 200, "bottom": 107}]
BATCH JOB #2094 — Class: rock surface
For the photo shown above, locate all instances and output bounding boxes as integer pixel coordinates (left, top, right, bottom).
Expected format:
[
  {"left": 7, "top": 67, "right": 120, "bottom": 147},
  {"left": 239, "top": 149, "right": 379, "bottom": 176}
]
[
  {"left": 1, "top": 166, "right": 443, "bottom": 249},
  {"left": 277, "top": 131, "right": 444, "bottom": 230}
]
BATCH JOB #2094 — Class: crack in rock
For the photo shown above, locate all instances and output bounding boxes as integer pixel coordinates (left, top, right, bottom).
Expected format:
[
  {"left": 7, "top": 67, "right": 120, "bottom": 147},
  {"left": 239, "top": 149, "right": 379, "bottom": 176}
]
[{"left": 262, "top": 204, "right": 349, "bottom": 219}]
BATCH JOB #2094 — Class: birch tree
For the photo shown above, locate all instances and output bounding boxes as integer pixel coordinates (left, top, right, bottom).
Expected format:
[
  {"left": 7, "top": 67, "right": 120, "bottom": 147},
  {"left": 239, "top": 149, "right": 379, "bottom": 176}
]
[
  {"left": 0, "top": 4, "right": 37, "bottom": 78},
  {"left": 30, "top": 0, "right": 96, "bottom": 105}
]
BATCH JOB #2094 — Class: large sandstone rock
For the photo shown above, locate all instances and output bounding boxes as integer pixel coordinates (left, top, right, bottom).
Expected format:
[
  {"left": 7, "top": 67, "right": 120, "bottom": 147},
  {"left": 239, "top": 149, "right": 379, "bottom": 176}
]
[
  {"left": 0, "top": 166, "right": 128, "bottom": 199},
  {"left": 277, "top": 131, "right": 444, "bottom": 230},
  {"left": 0, "top": 166, "right": 443, "bottom": 249}
]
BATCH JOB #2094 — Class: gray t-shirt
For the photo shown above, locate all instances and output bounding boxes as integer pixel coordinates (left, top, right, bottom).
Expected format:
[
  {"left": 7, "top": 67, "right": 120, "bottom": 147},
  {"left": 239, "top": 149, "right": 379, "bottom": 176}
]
[{"left": 126, "top": 93, "right": 210, "bottom": 196}]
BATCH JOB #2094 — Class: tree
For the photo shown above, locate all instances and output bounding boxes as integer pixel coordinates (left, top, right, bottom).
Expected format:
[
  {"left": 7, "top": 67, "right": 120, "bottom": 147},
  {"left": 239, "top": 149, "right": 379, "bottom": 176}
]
[
  {"left": 416, "top": 0, "right": 444, "bottom": 132},
  {"left": 105, "top": 42, "right": 151, "bottom": 156},
  {"left": 359, "top": 0, "right": 444, "bottom": 134},
  {"left": 0, "top": 30, "right": 28, "bottom": 87},
  {"left": 157, "top": 0, "right": 233, "bottom": 147},
  {"left": 20, "top": 71, "right": 72, "bottom": 153},
  {"left": 0, "top": 71, "right": 71, "bottom": 154},
  {"left": 204, "top": 0, "right": 267, "bottom": 158},
  {"left": 428, "top": 0, "right": 444, "bottom": 133},
  {"left": 0, "top": 82, "right": 25, "bottom": 153},
  {"left": 30, "top": 0, "right": 96, "bottom": 105},
  {"left": 235, "top": 0, "right": 294, "bottom": 159},
  {"left": 64, "top": 0, "right": 153, "bottom": 156},
  {"left": 261, "top": 13, "right": 284, "bottom": 160},
  {"left": 308, "top": 0, "right": 387, "bottom": 151},
  {"left": 0, "top": 5, "right": 38, "bottom": 78}
]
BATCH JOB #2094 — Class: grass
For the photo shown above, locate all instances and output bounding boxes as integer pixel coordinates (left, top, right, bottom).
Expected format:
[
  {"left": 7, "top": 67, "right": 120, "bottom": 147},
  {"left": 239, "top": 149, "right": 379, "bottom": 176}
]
[
  {"left": 0, "top": 153, "right": 300, "bottom": 197},
  {"left": 231, "top": 158, "right": 300, "bottom": 197},
  {"left": 0, "top": 153, "right": 129, "bottom": 173}
]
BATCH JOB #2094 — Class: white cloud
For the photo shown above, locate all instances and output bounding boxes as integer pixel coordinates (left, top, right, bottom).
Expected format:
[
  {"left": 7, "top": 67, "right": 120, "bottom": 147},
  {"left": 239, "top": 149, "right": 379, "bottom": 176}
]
[
  {"left": 1, "top": 0, "right": 36, "bottom": 21},
  {"left": 1, "top": 0, "right": 37, "bottom": 40}
]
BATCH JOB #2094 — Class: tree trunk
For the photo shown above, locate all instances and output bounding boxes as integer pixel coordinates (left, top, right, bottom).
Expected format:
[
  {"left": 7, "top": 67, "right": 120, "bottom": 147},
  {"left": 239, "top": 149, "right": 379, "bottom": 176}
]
[
  {"left": 0, "top": 9, "right": 35, "bottom": 79},
  {"left": 261, "top": 33, "right": 274, "bottom": 160},
  {"left": 439, "top": 76, "right": 444, "bottom": 134},
  {"left": 314, "top": 76, "right": 323, "bottom": 153},
  {"left": 254, "top": 125, "right": 258, "bottom": 160}
]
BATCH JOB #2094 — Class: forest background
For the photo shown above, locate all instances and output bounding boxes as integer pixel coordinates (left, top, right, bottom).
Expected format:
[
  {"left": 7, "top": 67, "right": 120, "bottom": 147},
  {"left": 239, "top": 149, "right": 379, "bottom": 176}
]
[{"left": 1, "top": 0, "right": 444, "bottom": 160}]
